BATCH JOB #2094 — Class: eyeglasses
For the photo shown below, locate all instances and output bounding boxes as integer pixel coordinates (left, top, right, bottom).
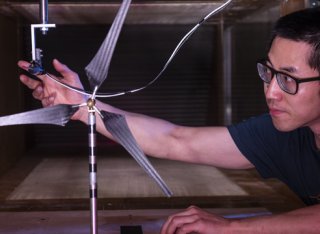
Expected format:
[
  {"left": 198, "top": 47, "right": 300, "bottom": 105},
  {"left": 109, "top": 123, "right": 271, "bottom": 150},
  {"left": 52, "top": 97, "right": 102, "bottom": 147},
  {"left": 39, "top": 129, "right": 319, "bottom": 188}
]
[{"left": 257, "top": 61, "right": 320, "bottom": 95}]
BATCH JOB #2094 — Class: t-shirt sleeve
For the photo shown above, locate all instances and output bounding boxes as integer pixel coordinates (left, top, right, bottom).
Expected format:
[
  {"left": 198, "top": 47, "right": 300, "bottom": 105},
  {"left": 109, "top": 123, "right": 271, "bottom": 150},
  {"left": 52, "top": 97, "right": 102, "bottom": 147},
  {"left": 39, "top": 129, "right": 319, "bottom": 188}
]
[{"left": 227, "top": 114, "right": 285, "bottom": 179}]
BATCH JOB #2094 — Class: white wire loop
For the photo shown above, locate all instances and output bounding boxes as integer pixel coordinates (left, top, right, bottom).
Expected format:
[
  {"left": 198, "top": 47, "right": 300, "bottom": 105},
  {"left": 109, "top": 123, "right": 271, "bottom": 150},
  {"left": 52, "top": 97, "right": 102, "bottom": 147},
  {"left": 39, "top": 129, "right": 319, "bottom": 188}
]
[{"left": 44, "top": 0, "right": 233, "bottom": 98}]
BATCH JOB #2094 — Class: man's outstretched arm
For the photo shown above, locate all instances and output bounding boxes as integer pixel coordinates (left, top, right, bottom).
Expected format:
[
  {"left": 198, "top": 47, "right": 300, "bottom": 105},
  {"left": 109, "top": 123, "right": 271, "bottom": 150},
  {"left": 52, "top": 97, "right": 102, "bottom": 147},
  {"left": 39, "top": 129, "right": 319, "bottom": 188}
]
[{"left": 18, "top": 59, "right": 253, "bottom": 169}]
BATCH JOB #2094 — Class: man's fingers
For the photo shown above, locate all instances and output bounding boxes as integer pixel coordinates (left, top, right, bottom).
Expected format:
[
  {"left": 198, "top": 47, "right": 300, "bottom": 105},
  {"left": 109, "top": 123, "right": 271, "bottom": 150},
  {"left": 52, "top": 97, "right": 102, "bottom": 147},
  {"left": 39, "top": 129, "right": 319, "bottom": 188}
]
[
  {"left": 53, "top": 59, "right": 75, "bottom": 78},
  {"left": 20, "top": 74, "right": 42, "bottom": 90},
  {"left": 161, "top": 207, "right": 207, "bottom": 234},
  {"left": 18, "top": 60, "right": 47, "bottom": 81},
  {"left": 174, "top": 221, "right": 202, "bottom": 234},
  {"left": 17, "top": 60, "right": 30, "bottom": 71},
  {"left": 32, "top": 85, "right": 44, "bottom": 100},
  {"left": 161, "top": 214, "right": 199, "bottom": 234}
]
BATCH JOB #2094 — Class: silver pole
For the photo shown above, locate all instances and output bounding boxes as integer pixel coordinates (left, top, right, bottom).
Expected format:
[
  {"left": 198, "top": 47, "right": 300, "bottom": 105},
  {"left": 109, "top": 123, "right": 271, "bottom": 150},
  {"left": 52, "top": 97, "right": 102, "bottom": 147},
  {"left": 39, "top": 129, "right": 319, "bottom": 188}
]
[
  {"left": 88, "top": 100, "right": 98, "bottom": 234},
  {"left": 39, "top": 0, "right": 49, "bottom": 34}
]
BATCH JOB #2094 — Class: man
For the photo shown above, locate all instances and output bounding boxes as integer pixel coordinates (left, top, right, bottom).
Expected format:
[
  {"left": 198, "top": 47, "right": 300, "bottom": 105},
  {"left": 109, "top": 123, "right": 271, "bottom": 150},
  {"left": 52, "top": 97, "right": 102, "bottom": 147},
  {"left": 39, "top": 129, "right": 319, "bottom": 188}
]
[{"left": 17, "top": 7, "right": 320, "bottom": 233}]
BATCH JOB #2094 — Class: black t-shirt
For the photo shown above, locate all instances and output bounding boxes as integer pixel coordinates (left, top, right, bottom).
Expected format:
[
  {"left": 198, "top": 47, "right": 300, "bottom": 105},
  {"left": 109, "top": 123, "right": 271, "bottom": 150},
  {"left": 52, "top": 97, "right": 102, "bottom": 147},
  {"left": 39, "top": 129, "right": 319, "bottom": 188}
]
[{"left": 228, "top": 114, "right": 320, "bottom": 205}]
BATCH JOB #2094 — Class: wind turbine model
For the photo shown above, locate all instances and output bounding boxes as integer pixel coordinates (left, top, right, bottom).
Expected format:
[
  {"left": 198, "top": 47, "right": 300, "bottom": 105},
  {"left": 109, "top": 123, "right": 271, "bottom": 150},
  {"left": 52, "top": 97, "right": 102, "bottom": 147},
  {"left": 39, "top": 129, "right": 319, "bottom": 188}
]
[{"left": 0, "top": 0, "right": 233, "bottom": 233}]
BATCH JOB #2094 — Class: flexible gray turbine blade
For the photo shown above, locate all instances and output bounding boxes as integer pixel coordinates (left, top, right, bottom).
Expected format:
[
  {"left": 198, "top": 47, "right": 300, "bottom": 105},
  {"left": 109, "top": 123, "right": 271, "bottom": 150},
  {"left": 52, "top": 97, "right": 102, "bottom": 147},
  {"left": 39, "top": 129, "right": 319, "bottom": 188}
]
[
  {"left": 85, "top": 0, "right": 131, "bottom": 90},
  {"left": 0, "top": 104, "right": 78, "bottom": 126},
  {"left": 101, "top": 111, "right": 173, "bottom": 197}
]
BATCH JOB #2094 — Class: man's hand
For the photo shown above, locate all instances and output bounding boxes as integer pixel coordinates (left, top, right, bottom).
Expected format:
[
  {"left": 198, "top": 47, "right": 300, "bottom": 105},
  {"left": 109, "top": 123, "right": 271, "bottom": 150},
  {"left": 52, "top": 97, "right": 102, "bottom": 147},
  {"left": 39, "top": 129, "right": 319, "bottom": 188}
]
[
  {"left": 18, "top": 59, "right": 86, "bottom": 120},
  {"left": 161, "top": 206, "right": 231, "bottom": 234}
]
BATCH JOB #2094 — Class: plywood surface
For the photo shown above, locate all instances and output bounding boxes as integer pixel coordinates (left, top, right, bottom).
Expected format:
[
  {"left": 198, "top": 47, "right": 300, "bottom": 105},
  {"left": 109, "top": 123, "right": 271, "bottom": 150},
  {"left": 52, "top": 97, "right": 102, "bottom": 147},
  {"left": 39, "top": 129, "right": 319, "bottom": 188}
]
[{"left": 7, "top": 157, "right": 247, "bottom": 200}]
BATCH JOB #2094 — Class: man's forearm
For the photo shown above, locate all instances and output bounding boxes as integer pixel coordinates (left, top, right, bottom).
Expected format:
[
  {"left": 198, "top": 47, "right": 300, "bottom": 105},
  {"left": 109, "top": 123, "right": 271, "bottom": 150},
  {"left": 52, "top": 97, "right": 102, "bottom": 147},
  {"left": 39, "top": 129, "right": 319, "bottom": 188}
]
[
  {"left": 76, "top": 100, "right": 252, "bottom": 168},
  {"left": 77, "top": 100, "right": 178, "bottom": 160}
]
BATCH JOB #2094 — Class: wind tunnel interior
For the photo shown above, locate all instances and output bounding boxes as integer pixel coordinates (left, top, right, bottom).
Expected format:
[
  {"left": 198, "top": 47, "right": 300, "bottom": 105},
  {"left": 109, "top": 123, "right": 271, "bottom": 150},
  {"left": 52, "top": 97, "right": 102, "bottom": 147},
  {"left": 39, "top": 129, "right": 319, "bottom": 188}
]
[{"left": 0, "top": 0, "right": 307, "bottom": 225}]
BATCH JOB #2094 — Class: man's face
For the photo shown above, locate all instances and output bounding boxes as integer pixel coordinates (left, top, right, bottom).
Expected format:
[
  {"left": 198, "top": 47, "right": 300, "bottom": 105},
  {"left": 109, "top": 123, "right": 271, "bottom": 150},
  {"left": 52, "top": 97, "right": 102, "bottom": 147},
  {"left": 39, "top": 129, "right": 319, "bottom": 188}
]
[{"left": 265, "top": 36, "right": 320, "bottom": 132}]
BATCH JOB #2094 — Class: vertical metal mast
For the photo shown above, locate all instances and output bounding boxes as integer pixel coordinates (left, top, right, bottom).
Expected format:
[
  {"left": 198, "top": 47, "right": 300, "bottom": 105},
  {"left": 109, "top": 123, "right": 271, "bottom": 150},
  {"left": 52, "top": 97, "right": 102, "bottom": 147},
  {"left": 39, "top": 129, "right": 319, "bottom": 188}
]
[
  {"left": 87, "top": 88, "right": 98, "bottom": 234},
  {"left": 39, "top": 0, "right": 48, "bottom": 34}
]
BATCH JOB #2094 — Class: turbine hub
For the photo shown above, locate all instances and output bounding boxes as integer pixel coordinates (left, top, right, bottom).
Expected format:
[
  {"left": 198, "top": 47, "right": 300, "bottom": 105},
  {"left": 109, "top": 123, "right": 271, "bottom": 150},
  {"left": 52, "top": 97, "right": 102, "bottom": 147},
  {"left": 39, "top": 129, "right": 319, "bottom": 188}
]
[{"left": 87, "top": 98, "right": 96, "bottom": 110}]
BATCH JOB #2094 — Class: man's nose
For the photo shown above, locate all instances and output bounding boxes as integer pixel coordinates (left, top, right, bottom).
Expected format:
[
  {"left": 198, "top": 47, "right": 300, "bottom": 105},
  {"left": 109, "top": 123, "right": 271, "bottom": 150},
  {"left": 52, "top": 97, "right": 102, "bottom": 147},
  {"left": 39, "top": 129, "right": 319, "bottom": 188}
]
[{"left": 265, "top": 76, "right": 283, "bottom": 100}]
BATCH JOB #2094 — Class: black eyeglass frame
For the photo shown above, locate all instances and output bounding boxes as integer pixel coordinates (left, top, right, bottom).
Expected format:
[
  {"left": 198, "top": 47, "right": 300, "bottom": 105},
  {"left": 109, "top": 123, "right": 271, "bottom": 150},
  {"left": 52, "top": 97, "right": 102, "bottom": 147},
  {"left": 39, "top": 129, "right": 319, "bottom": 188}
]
[{"left": 257, "top": 60, "right": 320, "bottom": 95}]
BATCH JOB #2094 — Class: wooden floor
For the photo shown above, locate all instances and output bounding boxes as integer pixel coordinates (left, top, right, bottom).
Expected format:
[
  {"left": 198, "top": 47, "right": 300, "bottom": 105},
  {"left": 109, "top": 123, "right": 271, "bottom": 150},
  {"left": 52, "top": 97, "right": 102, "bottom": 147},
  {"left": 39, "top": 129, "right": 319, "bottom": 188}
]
[
  {"left": 0, "top": 208, "right": 273, "bottom": 234},
  {"left": 0, "top": 148, "right": 305, "bottom": 233}
]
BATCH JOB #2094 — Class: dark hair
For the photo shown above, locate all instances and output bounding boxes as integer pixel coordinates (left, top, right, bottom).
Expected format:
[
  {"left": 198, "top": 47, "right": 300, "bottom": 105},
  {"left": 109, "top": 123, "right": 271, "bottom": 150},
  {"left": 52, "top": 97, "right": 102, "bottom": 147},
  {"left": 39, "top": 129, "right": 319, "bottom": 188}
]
[{"left": 269, "top": 7, "right": 320, "bottom": 73}]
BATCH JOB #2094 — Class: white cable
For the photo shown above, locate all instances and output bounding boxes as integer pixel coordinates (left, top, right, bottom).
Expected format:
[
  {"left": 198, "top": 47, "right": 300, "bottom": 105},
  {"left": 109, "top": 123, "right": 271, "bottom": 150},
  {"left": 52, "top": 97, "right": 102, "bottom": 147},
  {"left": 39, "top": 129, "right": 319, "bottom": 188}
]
[{"left": 45, "top": 0, "right": 233, "bottom": 98}]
